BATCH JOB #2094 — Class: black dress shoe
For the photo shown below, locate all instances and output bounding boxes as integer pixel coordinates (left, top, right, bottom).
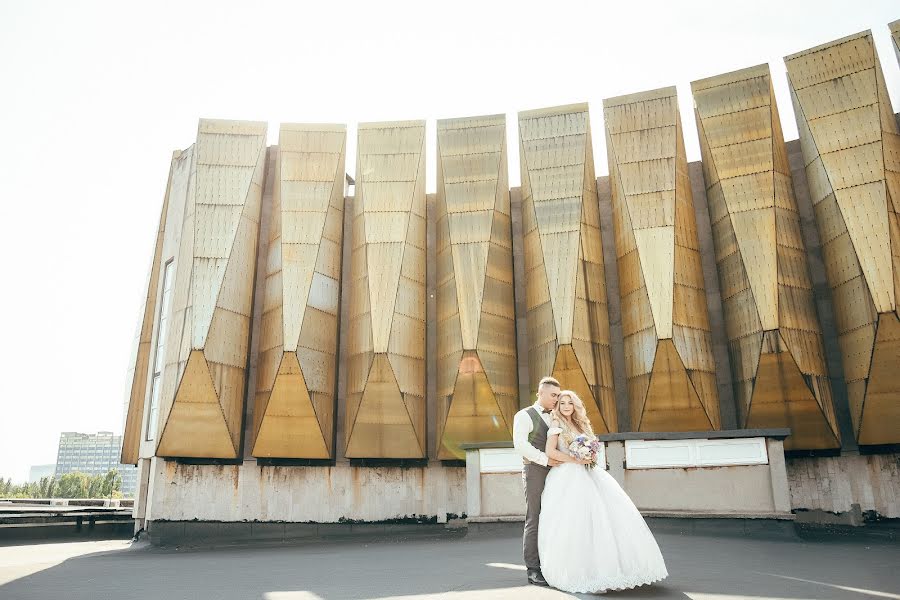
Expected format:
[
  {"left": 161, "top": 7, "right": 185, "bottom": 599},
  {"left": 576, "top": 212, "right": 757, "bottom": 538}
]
[{"left": 527, "top": 569, "right": 549, "bottom": 587}]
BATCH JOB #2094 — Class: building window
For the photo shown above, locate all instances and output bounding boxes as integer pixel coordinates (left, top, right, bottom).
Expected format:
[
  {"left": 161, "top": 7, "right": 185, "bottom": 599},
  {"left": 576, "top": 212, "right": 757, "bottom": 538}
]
[{"left": 146, "top": 260, "right": 174, "bottom": 441}]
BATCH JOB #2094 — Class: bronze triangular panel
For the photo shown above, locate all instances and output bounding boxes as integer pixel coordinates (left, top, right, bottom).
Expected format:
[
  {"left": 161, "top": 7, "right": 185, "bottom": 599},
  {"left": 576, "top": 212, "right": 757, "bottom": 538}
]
[
  {"left": 346, "top": 354, "right": 423, "bottom": 458},
  {"left": 553, "top": 344, "right": 609, "bottom": 433},
  {"left": 156, "top": 349, "right": 236, "bottom": 458},
  {"left": 367, "top": 242, "right": 404, "bottom": 353},
  {"left": 747, "top": 333, "right": 839, "bottom": 450},
  {"left": 639, "top": 340, "right": 713, "bottom": 432},
  {"left": 858, "top": 312, "right": 900, "bottom": 444},
  {"left": 252, "top": 352, "right": 329, "bottom": 458},
  {"left": 452, "top": 242, "right": 490, "bottom": 349},
  {"left": 439, "top": 351, "right": 511, "bottom": 460}
]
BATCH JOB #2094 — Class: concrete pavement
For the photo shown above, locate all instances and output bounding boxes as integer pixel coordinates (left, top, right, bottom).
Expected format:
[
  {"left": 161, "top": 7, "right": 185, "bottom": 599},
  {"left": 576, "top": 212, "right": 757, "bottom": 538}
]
[{"left": 1, "top": 528, "right": 898, "bottom": 599}]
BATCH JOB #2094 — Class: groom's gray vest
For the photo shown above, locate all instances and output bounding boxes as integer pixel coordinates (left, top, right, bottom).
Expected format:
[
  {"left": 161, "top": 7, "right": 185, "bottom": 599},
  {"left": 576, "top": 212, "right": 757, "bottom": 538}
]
[{"left": 523, "top": 407, "right": 549, "bottom": 466}]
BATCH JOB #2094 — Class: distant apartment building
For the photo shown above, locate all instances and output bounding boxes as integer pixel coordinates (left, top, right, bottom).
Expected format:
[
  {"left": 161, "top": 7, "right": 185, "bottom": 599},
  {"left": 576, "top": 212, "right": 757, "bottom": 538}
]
[
  {"left": 55, "top": 432, "right": 137, "bottom": 496},
  {"left": 28, "top": 464, "right": 56, "bottom": 483}
]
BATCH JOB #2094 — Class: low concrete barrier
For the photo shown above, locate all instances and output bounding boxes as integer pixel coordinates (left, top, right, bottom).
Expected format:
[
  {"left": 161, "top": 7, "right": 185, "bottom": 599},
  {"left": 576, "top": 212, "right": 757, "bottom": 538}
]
[
  {"left": 462, "top": 429, "right": 794, "bottom": 523},
  {"left": 0, "top": 502, "right": 135, "bottom": 541}
]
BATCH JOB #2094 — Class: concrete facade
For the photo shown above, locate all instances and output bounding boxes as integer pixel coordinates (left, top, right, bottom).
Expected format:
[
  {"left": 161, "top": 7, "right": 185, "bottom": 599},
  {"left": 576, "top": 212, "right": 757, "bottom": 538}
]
[
  {"left": 787, "top": 453, "right": 900, "bottom": 519},
  {"left": 144, "top": 459, "right": 465, "bottom": 524}
]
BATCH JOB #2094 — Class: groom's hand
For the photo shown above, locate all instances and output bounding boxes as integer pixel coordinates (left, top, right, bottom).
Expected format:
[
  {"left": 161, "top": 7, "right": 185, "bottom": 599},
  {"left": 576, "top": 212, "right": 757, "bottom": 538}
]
[{"left": 548, "top": 458, "right": 563, "bottom": 467}]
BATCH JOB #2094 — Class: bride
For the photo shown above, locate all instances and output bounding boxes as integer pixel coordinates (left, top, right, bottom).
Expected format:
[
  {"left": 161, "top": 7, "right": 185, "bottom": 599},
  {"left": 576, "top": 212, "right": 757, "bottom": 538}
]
[{"left": 538, "top": 390, "right": 668, "bottom": 594}]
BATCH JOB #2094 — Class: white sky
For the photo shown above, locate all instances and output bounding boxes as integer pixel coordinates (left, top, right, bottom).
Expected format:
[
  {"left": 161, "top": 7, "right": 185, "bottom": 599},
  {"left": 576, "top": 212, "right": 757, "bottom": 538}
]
[{"left": 1, "top": 1, "right": 898, "bottom": 482}]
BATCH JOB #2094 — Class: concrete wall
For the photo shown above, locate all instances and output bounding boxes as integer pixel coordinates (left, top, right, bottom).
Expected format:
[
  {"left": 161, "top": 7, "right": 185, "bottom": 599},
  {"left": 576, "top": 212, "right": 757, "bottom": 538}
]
[
  {"left": 479, "top": 472, "right": 522, "bottom": 517},
  {"left": 787, "top": 453, "right": 900, "bottom": 519},
  {"left": 623, "top": 466, "right": 776, "bottom": 513},
  {"left": 468, "top": 438, "right": 792, "bottom": 519},
  {"left": 146, "top": 459, "right": 465, "bottom": 523}
]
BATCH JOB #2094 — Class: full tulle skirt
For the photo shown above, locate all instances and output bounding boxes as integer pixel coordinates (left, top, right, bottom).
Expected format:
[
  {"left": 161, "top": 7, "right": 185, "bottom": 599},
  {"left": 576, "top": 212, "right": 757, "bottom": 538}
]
[{"left": 538, "top": 463, "right": 668, "bottom": 593}]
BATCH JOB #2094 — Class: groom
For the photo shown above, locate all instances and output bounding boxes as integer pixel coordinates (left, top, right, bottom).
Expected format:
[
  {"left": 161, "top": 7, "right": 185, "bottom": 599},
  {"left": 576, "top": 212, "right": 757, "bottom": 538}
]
[{"left": 512, "top": 375, "right": 562, "bottom": 587}]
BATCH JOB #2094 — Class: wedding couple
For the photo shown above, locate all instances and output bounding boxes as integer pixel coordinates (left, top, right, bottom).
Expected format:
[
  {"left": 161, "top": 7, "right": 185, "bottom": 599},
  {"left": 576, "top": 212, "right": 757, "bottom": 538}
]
[{"left": 512, "top": 376, "right": 668, "bottom": 594}]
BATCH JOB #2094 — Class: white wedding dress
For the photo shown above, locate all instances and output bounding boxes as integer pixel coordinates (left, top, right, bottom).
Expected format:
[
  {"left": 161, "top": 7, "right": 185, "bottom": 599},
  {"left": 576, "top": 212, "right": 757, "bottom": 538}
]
[{"left": 538, "top": 429, "right": 668, "bottom": 593}]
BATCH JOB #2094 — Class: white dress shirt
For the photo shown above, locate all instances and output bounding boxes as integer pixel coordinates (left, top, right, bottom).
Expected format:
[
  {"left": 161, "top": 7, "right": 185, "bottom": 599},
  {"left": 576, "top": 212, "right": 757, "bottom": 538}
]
[{"left": 513, "top": 401, "right": 552, "bottom": 467}]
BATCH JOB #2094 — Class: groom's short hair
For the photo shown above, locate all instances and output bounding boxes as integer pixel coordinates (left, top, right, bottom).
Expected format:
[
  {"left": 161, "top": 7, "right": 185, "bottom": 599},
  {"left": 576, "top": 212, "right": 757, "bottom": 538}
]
[{"left": 538, "top": 376, "right": 560, "bottom": 390}]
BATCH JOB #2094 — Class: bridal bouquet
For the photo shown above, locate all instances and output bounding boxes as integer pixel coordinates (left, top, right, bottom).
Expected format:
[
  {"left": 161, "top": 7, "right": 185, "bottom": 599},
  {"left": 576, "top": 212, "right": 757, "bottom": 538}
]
[{"left": 568, "top": 434, "right": 602, "bottom": 470}]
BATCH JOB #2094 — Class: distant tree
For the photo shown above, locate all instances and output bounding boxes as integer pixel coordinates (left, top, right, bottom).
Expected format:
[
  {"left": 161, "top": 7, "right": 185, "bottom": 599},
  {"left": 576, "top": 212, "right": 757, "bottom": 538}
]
[
  {"left": 99, "top": 469, "right": 122, "bottom": 498},
  {"left": 56, "top": 472, "right": 90, "bottom": 498},
  {"left": 0, "top": 469, "right": 122, "bottom": 499},
  {"left": 37, "top": 475, "right": 57, "bottom": 499}
]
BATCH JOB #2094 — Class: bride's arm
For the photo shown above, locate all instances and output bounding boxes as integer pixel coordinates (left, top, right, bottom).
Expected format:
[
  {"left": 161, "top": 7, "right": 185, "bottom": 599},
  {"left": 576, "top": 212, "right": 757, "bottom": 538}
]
[
  {"left": 545, "top": 434, "right": 577, "bottom": 463},
  {"left": 545, "top": 422, "right": 578, "bottom": 463}
]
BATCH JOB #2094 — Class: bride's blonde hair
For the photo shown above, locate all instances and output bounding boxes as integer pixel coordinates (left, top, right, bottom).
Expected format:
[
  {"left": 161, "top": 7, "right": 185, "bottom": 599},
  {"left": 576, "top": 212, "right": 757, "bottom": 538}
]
[{"left": 551, "top": 390, "right": 594, "bottom": 442}]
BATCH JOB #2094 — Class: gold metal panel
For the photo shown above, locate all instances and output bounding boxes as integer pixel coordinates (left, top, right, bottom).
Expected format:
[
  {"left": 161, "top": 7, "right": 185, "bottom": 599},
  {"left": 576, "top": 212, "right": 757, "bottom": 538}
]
[
  {"left": 366, "top": 243, "right": 404, "bottom": 352},
  {"left": 730, "top": 332, "right": 763, "bottom": 404},
  {"left": 835, "top": 181, "right": 894, "bottom": 312},
  {"left": 451, "top": 243, "right": 489, "bottom": 349},
  {"left": 156, "top": 120, "right": 266, "bottom": 459},
  {"left": 253, "top": 352, "right": 329, "bottom": 459},
  {"left": 619, "top": 287, "right": 656, "bottom": 340},
  {"left": 785, "top": 31, "right": 875, "bottom": 89},
  {"left": 708, "top": 138, "right": 773, "bottom": 180},
  {"left": 746, "top": 333, "right": 839, "bottom": 450},
  {"left": 281, "top": 243, "right": 319, "bottom": 350},
  {"left": 622, "top": 191, "right": 675, "bottom": 229},
  {"left": 786, "top": 33, "right": 899, "bottom": 443},
  {"left": 157, "top": 350, "right": 236, "bottom": 458},
  {"left": 638, "top": 340, "right": 715, "bottom": 432},
  {"left": 698, "top": 105, "right": 771, "bottom": 147},
  {"left": 634, "top": 227, "right": 675, "bottom": 339},
  {"left": 252, "top": 124, "right": 345, "bottom": 459},
  {"left": 608, "top": 128, "right": 677, "bottom": 163},
  {"left": 795, "top": 68, "right": 878, "bottom": 123},
  {"left": 346, "top": 121, "right": 426, "bottom": 458},
  {"left": 438, "top": 352, "right": 514, "bottom": 460},
  {"left": 518, "top": 104, "right": 615, "bottom": 433},
  {"left": 605, "top": 87, "right": 718, "bottom": 431},
  {"left": 780, "top": 328, "right": 827, "bottom": 377},
  {"left": 731, "top": 210, "right": 778, "bottom": 329},
  {"left": 694, "top": 64, "right": 839, "bottom": 448},
  {"left": 858, "top": 313, "right": 900, "bottom": 444},
  {"left": 541, "top": 230, "right": 580, "bottom": 344},
  {"left": 346, "top": 354, "right": 423, "bottom": 458},
  {"left": 672, "top": 324, "right": 716, "bottom": 374},
  {"left": 553, "top": 345, "right": 610, "bottom": 434},
  {"left": 436, "top": 115, "right": 517, "bottom": 457}
]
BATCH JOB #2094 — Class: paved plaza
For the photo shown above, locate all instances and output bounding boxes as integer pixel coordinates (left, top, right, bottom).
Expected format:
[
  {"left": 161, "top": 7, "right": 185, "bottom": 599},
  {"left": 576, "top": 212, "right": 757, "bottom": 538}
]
[{"left": 1, "top": 527, "right": 899, "bottom": 599}]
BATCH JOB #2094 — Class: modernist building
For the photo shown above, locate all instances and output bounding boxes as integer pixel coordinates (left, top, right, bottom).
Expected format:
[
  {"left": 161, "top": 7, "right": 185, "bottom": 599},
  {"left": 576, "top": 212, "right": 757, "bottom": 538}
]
[
  {"left": 28, "top": 464, "right": 55, "bottom": 483},
  {"left": 121, "top": 26, "right": 900, "bottom": 538},
  {"left": 56, "top": 432, "right": 138, "bottom": 496}
]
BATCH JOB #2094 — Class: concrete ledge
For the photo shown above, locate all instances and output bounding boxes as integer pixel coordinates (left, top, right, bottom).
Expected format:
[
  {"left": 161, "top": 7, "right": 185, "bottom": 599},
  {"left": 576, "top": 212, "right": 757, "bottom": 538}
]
[
  {"left": 147, "top": 520, "right": 467, "bottom": 547},
  {"left": 458, "top": 430, "right": 792, "bottom": 449},
  {"left": 598, "top": 428, "right": 791, "bottom": 442}
]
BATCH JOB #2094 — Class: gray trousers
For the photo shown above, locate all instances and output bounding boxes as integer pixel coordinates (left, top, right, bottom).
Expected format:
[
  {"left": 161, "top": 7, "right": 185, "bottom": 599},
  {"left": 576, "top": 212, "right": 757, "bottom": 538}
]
[{"left": 523, "top": 463, "right": 550, "bottom": 570}]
